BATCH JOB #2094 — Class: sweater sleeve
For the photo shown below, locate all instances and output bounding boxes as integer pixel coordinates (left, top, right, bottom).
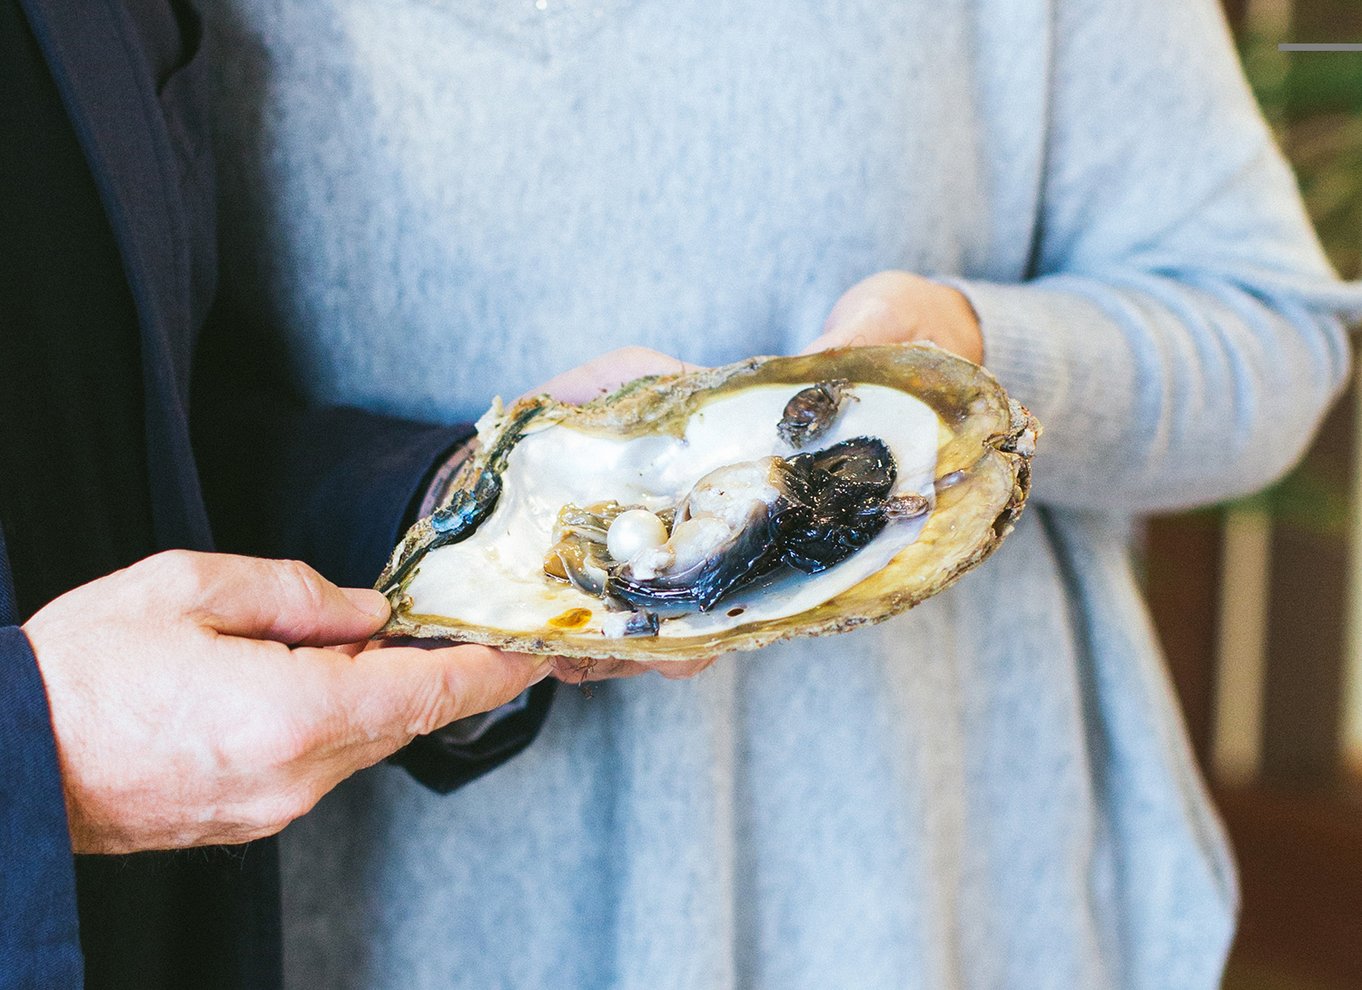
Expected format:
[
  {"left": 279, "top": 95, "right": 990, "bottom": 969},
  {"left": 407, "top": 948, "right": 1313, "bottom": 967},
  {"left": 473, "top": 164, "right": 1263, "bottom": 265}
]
[
  {"left": 949, "top": 0, "right": 1361, "bottom": 514},
  {"left": 0, "top": 626, "right": 83, "bottom": 988}
]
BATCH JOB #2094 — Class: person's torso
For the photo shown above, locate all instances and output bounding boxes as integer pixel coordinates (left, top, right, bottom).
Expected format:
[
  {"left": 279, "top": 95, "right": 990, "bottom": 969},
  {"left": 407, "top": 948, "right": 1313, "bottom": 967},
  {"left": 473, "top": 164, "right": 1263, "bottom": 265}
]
[
  {"left": 203, "top": 5, "right": 1234, "bottom": 989},
  {"left": 208, "top": 0, "right": 1037, "bottom": 423}
]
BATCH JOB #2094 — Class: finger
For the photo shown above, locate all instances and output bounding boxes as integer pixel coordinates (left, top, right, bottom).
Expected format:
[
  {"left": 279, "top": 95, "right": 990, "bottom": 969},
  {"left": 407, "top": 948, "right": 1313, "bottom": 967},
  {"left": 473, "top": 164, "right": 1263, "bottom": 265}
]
[
  {"left": 550, "top": 655, "right": 651, "bottom": 683},
  {"left": 162, "top": 551, "right": 390, "bottom": 646},
  {"left": 338, "top": 644, "right": 552, "bottom": 738},
  {"left": 646, "top": 655, "right": 719, "bottom": 680},
  {"left": 529, "top": 348, "right": 700, "bottom": 405},
  {"left": 798, "top": 317, "right": 892, "bottom": 355},
  {"left": 799, "top": 332, "right": 840, "bottom": 355},
  {"left": 811, "top": 279, "right": 913, "bottom": 353}
]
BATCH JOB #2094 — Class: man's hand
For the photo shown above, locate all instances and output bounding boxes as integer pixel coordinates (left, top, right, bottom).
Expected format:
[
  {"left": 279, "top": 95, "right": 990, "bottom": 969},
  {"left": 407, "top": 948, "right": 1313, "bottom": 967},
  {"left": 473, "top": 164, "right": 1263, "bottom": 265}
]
[
  {"left": 23, "top": 550, "right": 548, "bottom": 853},
  {"left": 804, "top": 270, "right": 984, "bottom": 363}
]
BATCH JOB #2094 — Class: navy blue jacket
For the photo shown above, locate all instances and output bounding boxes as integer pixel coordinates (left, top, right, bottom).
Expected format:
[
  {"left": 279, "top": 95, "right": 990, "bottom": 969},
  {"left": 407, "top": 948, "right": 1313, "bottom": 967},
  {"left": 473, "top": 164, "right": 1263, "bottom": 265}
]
[{"left": 1, "top": 2, "right": 550, "bottom": 986}]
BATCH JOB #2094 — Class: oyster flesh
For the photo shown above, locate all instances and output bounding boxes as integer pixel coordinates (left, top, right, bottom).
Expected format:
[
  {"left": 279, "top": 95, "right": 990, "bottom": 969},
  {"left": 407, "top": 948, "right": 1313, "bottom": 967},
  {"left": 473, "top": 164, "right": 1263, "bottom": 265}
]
[{"left": 377, "top": 344, "right": 1038, "bottom": 662}]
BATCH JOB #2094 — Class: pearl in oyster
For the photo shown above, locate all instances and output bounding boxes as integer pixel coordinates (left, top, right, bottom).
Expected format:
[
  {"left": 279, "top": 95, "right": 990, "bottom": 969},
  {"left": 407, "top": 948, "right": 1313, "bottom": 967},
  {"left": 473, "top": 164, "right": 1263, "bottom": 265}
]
[{"left": 606, "top": 509, "right": 669, "bottom": 563}]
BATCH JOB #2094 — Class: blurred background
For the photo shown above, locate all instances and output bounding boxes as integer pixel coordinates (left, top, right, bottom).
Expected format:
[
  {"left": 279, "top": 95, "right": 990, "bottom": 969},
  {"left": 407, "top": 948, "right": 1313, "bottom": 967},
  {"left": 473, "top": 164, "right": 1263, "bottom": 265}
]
[{"left": 1146, "top": 2, "right": 1362, "bottom": 987}]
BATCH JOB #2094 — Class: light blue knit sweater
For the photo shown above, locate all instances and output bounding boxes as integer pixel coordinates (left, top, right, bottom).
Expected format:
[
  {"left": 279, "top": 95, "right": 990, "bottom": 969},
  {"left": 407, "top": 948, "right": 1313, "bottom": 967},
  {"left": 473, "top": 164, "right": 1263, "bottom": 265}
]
[{"left": 206, "top": 1, "right": 1360, "bottom": 987}]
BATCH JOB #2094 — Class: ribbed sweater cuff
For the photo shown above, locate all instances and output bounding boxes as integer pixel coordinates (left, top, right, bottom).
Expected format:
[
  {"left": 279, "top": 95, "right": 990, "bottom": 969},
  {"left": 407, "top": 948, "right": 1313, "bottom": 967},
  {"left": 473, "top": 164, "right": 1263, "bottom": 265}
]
[{"left": 938, "top": 275, "right": 1115, "bottom": 449}]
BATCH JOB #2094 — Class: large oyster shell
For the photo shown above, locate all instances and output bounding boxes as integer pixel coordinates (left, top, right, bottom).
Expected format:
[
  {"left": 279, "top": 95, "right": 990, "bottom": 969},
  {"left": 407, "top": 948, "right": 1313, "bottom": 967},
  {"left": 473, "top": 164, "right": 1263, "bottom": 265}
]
[{"left": 377, "top": 344, "right": 1037, "bottom": 661}]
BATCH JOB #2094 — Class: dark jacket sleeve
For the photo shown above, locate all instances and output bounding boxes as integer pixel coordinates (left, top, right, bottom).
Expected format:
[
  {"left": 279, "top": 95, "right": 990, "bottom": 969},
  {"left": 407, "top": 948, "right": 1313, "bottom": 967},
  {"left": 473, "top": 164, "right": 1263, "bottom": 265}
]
[
  {"left": 194, "top": 388, "right": 473, "bottom": 591},
  {"left": 191, "top": 315, "right": 556, "bottom": 787},
  {"left": 190, "top": 299, "right": 477, "bottom": 589},
  {"left": 0, "top": 626, "right": 84, "bottom": 989}
]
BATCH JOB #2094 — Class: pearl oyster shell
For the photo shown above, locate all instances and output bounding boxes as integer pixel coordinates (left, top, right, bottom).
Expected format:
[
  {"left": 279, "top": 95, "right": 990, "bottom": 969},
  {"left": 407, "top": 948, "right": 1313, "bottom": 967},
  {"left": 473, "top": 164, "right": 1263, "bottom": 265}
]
[{"left": 377, "top": 344, "right": 1037, "bottom": 661}]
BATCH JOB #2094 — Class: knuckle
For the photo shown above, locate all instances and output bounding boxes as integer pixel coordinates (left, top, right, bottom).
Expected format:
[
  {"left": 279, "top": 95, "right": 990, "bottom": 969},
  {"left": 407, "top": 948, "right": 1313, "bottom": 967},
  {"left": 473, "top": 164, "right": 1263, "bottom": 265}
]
[
  {"left": 274, "top": 559, "right": 329, "bottom": 614},
  {"left": 404, "top": 665, "right": 460, "bottom": 737},
  {"left": 145, "top": 549, "right": 210, "bottom": 594}
]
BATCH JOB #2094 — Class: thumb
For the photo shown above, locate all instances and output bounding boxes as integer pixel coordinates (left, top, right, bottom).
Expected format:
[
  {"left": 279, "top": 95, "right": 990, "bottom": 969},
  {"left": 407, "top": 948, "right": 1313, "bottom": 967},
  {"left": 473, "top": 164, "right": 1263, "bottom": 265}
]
[
  {"left": 175, "top": 552, "right": 390, "bottom": 646},
  {"left": 341, "top": 643, "right": 552, "bottom": 738}
]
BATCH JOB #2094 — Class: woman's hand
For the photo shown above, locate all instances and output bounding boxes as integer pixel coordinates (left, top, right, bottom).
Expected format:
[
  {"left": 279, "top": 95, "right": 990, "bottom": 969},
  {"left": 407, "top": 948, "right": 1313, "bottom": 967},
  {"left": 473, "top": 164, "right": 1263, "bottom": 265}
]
[
  {"left": 416, "top": 291, "right": 974, "bottom": 689},
  {"left": 804, "top": 271, "right": 984, "bottom": 363}
]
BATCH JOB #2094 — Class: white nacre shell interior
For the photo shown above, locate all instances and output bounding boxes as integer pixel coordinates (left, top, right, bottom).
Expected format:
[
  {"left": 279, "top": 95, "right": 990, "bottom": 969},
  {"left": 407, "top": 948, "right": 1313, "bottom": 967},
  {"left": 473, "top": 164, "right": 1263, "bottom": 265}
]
[{"left": 403, "top": 383, "right": 939, "bottom": 640}]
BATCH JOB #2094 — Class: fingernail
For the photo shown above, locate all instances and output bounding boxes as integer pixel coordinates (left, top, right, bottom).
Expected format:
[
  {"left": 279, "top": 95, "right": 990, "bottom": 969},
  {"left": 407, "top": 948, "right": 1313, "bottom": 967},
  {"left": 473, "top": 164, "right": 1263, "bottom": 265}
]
[{"left": 342, "top": 587, "right": 391, "bottom": 619}]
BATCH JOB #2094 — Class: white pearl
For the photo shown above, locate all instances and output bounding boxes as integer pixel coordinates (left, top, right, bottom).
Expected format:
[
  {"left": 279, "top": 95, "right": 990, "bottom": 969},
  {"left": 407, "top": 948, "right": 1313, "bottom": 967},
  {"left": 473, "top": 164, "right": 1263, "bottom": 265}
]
[{"left": 606, "top": 509, "right": 669, "bottom": 562}]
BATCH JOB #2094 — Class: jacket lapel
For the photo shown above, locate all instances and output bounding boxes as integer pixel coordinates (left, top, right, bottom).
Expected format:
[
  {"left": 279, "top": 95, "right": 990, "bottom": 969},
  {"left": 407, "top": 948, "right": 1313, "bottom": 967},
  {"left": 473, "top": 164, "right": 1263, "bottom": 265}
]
[
  {"left": 0, "top": 524, "right": 16, "bottom": 627},
  {"left": 18, "top": 0, "right": 212, "bottom": 551}
]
